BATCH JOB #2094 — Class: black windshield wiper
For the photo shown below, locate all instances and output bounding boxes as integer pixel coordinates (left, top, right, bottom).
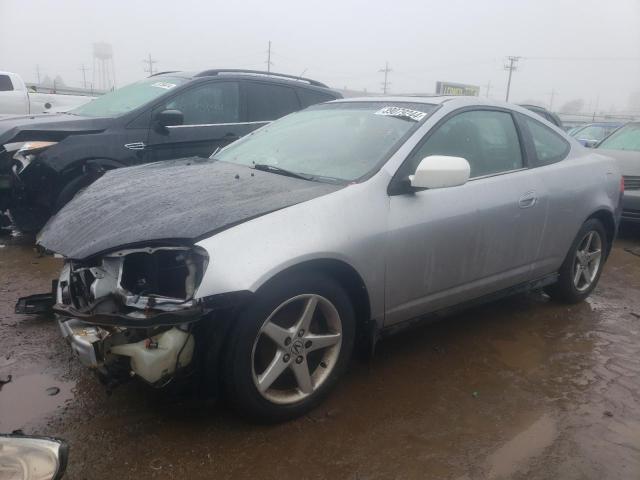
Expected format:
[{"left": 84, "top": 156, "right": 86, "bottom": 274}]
[{"left": 252, "top": 163, "right": 315, "bottom": 181}]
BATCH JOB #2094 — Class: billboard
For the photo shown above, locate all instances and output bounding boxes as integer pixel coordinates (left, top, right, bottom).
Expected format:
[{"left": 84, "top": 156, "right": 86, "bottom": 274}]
[{"left": 436, "top": 81, "right": 480, "bottom": 96}]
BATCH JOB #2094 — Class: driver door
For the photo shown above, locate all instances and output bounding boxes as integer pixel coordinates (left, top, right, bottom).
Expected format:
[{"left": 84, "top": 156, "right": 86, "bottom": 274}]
[
  {"left": 384, "top": 109, "right": 548, "bottom": 326},
  {"left": 145, "top": 81, "right": 251, "bottom": 162}
]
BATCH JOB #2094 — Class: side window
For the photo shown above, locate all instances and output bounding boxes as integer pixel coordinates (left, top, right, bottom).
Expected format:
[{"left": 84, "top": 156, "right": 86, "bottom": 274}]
[
  {"left": 163, "top": 82, "right": 239, "bottom": 125},
  {"left": 297, "top": 89, "right": 335, "bottom": 108},
  {"left": 0, "top": 75, "right": 14, "bottom": 92},
  {"left": 406, "top": 110, "right": 523, "bottom": 178},
  {"left": 519, "top": 114, "right": 570, "bottom": 166},
  {"left": 245, "top": 83, "right": 300, "bottom": 122}
]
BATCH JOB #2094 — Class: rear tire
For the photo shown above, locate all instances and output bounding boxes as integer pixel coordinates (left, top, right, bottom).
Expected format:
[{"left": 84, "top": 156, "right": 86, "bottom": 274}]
[
  {"left": 546, "top": 218, "right": 608, "bottom": 303},
  {"left": 222, "top": 271, "right": 355, "bottom": 422}
]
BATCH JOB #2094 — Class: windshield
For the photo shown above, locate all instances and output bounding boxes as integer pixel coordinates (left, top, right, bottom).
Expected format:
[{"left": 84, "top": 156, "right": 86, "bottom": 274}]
[
  {"left": 213, "top": 102, "right": 435, "bottom": 182},
  {"left": 598, "top": 123, "right": 640, "bottom": 152},
  {"left": 69, "top": 76, "right": 189, "bottom": 117},
  {"left": 573, "top": 125, "right": 606, "bottom": 141}
]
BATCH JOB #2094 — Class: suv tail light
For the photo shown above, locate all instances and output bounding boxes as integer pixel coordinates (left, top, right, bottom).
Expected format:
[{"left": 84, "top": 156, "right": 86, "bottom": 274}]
[{"left": 620, "top": 176, "right": 625, "bottom": 194}]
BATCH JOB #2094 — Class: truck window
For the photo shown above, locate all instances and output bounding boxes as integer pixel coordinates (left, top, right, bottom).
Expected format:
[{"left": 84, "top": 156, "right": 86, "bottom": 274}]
[{"left": 0, "top": 75, "right": 14, "bottom": 92}]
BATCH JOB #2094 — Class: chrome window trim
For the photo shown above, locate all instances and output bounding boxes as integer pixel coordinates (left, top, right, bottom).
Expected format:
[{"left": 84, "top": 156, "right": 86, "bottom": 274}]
[{"left": 167, "top": 120, "right": 272, "bottom": 129}]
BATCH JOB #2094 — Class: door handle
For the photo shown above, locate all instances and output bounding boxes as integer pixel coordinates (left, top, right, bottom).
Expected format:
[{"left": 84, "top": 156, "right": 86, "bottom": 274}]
[{"left": 518, "top": 191, "right": 537, "bottom": 209}]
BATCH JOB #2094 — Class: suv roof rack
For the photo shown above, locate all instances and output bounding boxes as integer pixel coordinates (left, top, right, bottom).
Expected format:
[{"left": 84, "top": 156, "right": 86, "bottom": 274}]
[
  {"left": 194, "top": 69, "right": 329, "bottom": 88},
  {"left": 149, "top": 71, "right": 180, "bottom": 77}
]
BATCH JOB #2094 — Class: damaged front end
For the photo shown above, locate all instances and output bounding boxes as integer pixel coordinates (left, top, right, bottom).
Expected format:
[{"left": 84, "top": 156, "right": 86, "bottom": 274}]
[
  {"left": 0, "top": 141, "right": 60, "bottom": 232},
  {"left": 55, "top": 245, "right": 210, "bottom": 388}
]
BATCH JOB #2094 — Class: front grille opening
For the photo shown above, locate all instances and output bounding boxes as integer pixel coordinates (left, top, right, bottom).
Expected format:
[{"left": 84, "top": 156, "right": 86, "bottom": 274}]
[
  {"left": 624, "top": 176, "right": 640, "bottom": 191},
  {"left": 120, "top": 250, "right": 194, "bottom": 299}
]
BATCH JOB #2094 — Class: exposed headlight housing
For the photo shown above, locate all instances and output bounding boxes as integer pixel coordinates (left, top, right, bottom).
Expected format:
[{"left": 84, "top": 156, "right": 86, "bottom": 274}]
[{"left": 59, "top": 246, "right": 209, "bottom": 315}]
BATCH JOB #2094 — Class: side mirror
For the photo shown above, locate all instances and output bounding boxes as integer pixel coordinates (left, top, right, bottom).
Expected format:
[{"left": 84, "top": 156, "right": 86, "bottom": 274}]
[
  {"left": 154, "top": 109, "right": 184, "bottom": 128},
  {"left": 410, "top": 155, "right": 470, "bottom": 189},
  {"left": 0, "top": 434, "right": 69, "bottom": 479},
  {"left": 582, "top": 139, "right": 598, "bottom": 148}
]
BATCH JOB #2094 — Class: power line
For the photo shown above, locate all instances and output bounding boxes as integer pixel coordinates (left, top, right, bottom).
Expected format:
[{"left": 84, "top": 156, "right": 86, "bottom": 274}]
[
  {"left": 379, "top": 61, "right": 392, "bottom": 94},
  {"left": 143, "top": 54, "right": 157, "bottom": 76},
  {"left": 504, "top": 56, "right": 520, "bottom": 102}
]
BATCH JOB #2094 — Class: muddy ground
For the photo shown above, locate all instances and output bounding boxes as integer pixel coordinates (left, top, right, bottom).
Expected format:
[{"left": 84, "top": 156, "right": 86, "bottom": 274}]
[{"left": 1, "top": 227, "right": 639, "bottom": 480}]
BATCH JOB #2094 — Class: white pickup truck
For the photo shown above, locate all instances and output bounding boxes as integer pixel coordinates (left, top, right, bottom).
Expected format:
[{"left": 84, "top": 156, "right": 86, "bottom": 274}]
[{"left": 0, "top": 71, "right": 94, "bottom": 115}]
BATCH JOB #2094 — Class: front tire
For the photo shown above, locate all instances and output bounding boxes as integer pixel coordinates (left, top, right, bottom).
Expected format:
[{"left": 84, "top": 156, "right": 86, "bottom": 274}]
[
  {"left": 222, "top": 272, "right": 355, "bottom": 422},
  {"left": 546, "top": 218, "right": 608, "bottom": 303}
]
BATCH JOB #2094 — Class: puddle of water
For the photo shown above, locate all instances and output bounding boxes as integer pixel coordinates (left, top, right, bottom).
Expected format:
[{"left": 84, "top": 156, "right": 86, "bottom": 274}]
[
  {"left": 485, "top": 414, "right": 557, "bottom": 479},
  {"left": 0, "top": 373, "right": 74, "bottom": 432}
]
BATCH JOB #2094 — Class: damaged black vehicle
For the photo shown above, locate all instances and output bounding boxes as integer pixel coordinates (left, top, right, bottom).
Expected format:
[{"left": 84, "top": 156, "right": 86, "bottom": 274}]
[{"left": 0, "top": 69, "right": 341, "bottom": 232}]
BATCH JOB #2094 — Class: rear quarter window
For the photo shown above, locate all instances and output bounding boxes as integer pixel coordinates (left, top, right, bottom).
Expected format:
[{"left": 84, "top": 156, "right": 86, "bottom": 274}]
[
  {"left": 245, "top": 82, "right": 300, "bottom": 121},
  {"left": 519, "top": 113, "right": 570, "bottom": 166},
  {"left": 297, "top": 89, "right": 336, "bottom": 108},
  {"left": 0, "top": 75, "right": 14, "bottom": 91}
]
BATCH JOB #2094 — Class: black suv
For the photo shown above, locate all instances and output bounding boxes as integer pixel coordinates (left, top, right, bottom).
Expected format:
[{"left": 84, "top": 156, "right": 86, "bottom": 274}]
[{"left": 0, "top": 69, "right": 341, "bottom": 232}]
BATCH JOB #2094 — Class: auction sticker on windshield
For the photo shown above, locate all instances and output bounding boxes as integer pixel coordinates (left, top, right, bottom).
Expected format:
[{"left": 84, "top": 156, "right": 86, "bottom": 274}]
[
  {"left": 375, "top": 106, "right": 427, "bottom": 122},
  {"left": 151, "top": 82, "right": 177, "bottom": 90}
]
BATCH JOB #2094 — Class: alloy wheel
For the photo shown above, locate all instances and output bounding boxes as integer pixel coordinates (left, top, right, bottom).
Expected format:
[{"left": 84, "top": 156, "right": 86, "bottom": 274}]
[
  {"left": 572, "top": 230, "right": 602, "bottom": 292},
  {"left": 251, "top": 294, "right": 343, "bottom": 405}
]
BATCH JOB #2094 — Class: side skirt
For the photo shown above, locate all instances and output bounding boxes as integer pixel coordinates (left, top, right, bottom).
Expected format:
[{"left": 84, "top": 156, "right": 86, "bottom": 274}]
[{"left": 378, "top": 272, "right": 559, "bottom": 340}]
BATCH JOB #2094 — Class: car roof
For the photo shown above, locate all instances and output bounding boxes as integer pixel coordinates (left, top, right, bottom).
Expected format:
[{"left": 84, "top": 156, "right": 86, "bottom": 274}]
[
  {"left": 150, "top": 69, "right": 338, "bottom": 94},
  {"left": 581, "top": 122, "right": 625, "bottom": 127},
  {"left": 331, "top": 95, "right": 533, "bottom": 110}
]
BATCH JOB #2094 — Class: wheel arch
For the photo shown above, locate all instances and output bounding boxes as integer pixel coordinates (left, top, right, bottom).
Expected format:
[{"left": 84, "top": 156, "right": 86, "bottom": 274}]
[
  {"left": 256, "top": 258, "right": 373, "bottom": 346},
  {"left": 585, "top": 209, "right": 616, "bottom": 258}
]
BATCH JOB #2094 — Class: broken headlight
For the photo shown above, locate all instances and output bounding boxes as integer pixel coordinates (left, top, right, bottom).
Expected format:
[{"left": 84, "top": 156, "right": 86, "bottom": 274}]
[
  {"left": 4, "top": 141, "right": 58, "bottom": 174},
  {"left": 59, "top": 246, "right": 209, "bottom": 314}
]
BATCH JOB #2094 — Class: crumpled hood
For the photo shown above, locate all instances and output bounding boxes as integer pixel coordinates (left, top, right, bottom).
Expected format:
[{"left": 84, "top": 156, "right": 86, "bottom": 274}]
[
  {"left": 0, "top": 113, "right": 112, "bottom": 145},
  {"left": 597, "top": 149, "right": 640, "bottom": 175},
  {"left": 37, "top": 158, "right": 342, "bottom": 260}
]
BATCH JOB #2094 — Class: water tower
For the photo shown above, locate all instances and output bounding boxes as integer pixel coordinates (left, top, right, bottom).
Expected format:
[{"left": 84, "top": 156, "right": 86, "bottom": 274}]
[{"left": 92, "top": 42, "right": 116, "bottom": 91}]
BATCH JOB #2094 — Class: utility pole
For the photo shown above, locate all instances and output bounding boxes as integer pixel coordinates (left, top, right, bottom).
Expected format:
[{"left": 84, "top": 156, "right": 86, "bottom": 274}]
[
  {"left": 143, "top": 54, "right": 157, "bottom": 76},
  {"left": 504, "top": 56, "right": 520, "bottom": 102},
  {"left": 379, "top": 61, "right": 392, "bottom": 94},
  {"left": 548, "top": 88, "right": 556, "bottom": 110},
  {"left": 266, "top": 41, "right": 274, "bottom": 72},
  {"left": 80, "top": 64, "right": 88, "bottom": 89},
  {"left": 35, "top": 65, "right": 41, "bottom": 84},
  {"left": 484, "top": 80, "right": 492, "bottom": 98}
]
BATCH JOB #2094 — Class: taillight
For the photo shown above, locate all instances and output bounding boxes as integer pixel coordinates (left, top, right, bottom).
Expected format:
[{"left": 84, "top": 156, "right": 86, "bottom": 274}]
[{"left": 620, "top": 176, "right": 625, "bottom": 194}]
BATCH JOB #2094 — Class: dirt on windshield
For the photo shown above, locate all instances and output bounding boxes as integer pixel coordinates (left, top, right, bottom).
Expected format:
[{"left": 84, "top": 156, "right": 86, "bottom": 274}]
[{"left": 1, "top": 226, "right": 639, "bottom": 479}]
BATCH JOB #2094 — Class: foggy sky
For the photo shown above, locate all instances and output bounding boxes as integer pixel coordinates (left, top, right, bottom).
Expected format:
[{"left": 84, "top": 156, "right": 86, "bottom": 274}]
[{"left": 1, "top": 0, "right": 639, "bottom": 113}]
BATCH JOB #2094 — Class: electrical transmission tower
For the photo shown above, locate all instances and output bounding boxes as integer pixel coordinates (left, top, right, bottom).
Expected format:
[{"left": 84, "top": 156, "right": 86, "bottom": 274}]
[
  {"left": 379, "top": 61, "right": 392, "bottom": 94},
  {"left": 143, "top": 54, "right": 157, "bottom": 76},
  {"left": 80, "top": 64, "right": 88, "bottom": 89},
  {"left": 504, "top": 56, "right": 520, "bottom": 102},
  {"left": 266, "top": 41, "right": 274, "bottom": 72}
]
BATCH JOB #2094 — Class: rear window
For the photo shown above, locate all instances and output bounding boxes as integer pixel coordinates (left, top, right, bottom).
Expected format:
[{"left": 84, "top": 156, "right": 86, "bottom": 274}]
[
  {"left": 520, "top": 114, "right": 570, "bottom": 166},
  {"left": 598, "top": 123, "right": 640, "bottom": 152},
  {"left": 297, "top": 89, "right": 336, "bottom": 108},
  {"left": 0, "top": 75, "right": 14, "bottom": 92},
  {"left": 245, "top": 83, "right": 300, "bottom": 122}
]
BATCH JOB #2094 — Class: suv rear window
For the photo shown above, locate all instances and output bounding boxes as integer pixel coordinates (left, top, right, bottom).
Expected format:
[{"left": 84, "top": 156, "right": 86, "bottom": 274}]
[
  {"left": 297, "top": 89, "right": 336, "bottom": 108},
  {"left": 0, "top": 75, "right": 14, "bottom": 92},
  {"left": 245, "top": 83, "right": 300, "bottom": 122}
]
